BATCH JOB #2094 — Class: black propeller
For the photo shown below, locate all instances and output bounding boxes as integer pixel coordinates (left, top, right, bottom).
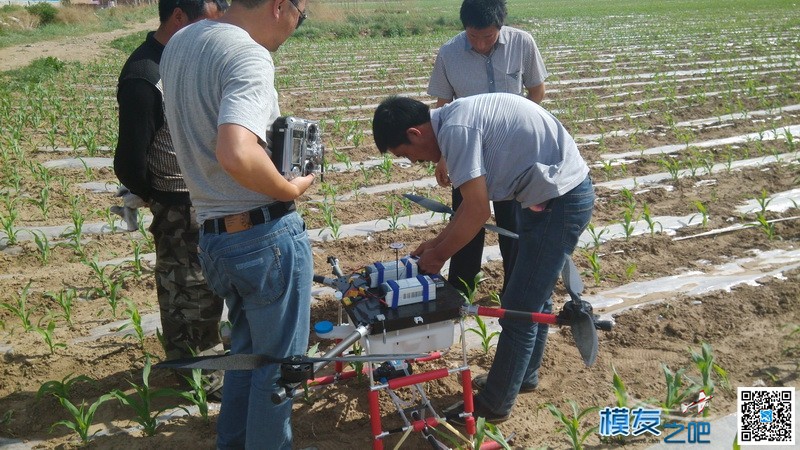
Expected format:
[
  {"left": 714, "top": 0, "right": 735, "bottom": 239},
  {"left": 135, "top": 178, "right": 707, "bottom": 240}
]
[
  {"left": 403, "top": 193, "right": 519, "bottom": 239},
  {"left": 156, "top": 352, "right": 430, "bottom": 371}
]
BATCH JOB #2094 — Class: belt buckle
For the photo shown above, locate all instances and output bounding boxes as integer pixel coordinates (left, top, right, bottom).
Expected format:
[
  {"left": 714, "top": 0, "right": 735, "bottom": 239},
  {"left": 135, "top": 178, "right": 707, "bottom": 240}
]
[{"left": 223, "top": 212, "right": 253, "bottom": 234}]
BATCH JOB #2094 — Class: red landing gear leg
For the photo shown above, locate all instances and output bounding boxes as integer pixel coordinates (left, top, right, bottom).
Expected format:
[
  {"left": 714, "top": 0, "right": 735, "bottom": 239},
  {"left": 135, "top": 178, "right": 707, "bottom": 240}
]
[
  {"left": 460, "top": 368, "right": 476, "bottom": 437},
  {"left": 369, "top": 389, "right": 383, "bottom": 450}
]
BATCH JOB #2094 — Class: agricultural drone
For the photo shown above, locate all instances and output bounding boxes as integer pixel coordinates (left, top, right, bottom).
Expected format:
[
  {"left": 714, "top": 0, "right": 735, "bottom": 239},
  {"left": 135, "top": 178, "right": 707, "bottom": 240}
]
[{"left": 159, "top": 195, "right": 613, "bottom": 449}]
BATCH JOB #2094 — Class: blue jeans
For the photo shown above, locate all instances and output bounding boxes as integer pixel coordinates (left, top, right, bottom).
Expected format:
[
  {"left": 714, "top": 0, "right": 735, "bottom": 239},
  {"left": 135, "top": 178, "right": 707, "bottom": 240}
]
[
  {"left": 476, "top": 176, "right": 594, "bottom": 415},
  {"left": 198, "top": 211, "right": 312, "bottom": 450}
]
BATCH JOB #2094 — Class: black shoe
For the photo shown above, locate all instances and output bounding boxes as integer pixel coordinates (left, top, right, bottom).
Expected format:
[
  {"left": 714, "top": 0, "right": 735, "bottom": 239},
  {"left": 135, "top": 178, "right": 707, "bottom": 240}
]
[
  {"left": 472, "top": 373, "right": 537, "bottom": 393},
  {"left": 445, "top": 397, "right": 510, "bottom": 426}
]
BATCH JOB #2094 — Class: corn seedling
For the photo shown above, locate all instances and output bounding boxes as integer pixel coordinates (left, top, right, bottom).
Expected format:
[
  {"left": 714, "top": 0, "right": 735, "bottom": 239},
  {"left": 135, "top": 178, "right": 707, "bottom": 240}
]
[
  {"left": 96, "top": 207, "right": 119, "bottom": 233},
  {"left": 619, "top": 210, "right": 638, "bottom": 241},
  {"left": 177, "top": 368, "right": 212, "bottom": 422},
  {"left": 51, "top": 394, "right": 115, "bottom": 444},
  {"left": 784, "top": 129, "right": 796, "bottom": 152},
  {"left": 611, "top": 366, "right": 629, "bottom": 409},
  {"left": 35, "top": 317, "right": 66, "bottom": 354},
  {"left": 752, "top": 213, "right": 777, "bottom": 240},
  {"left": 77, "top": 157, "right": 94, "bottom": 180},
  {"left": 299, "top": 343, "right": 321, "bottom": 405},
  {"left": 691, "top": 201, "right": 709, "bottom": 228},
  {"left": 488, "top": 290, "right": 501, "bottom": 306},
  {"left": 623, "top": 262, "right": 637, "bottom": 281},
  {"left": 61, "top": 209, "right": 86, "bottom": 259},
  {"left": 378, "top": 199, "right": 404, "bottom": 231},
  {"left": 687, "top": 343, "right": 730, "bottom": 403},
  {"left": 319, "top": 181, "right": 338, "bottom": 203},
  {"left": 459, "top": 274, "right": 499, "bottom": 353},
  {"left": 120, "top": 299, "right": 145, "bottom": 350},
  {"left": 37, "top": 373, "right": 94, "bottom": 400},
  {"left": 641, "top": 203, "right": 662, "bottom": 235},
  {"left": 107, "top": 278, "right": 126, "bottom": 319},
  {"left": 618, "top": 188, "right": 636, "bottom": 212},
  {"left": 658, "top": 157, "right": 681, "bottom": 182},
  {"left": 0, "top": 210, "right": 21, "bottom": 246},
  {"left": 584, "top": 223, "right": 608, "bottom": 249},
  {"left": 28, "top": 186, "right": 52, "bottom": 220},
  {"left": 136, "top": 214, "right": 156, "bottom": 252},
  {"left": 600, "top": 159, "right": 616, "bottom": 180},
  {"left": 348, "top": 342, "right": 366, "bottom": 383},
  {"left": 467, "top": 417, "right": 513, "bottom": 449},
  {"left": 128, "top": 240, "right": 147, "bottom": 278},
  {"left": 755, "top": 189, "right": 772, "bottom": 216},
  {"left": 45, "top": 288, "right": 77, "bottom": 327},
  {"left": 358, "top": 164, "right": 373, "bottom": 185},
  {"left": 377, "top": 154, "right": 394, "bottom": 181},
  {"left": 319, "top": 202, "right": 342, "bottom": 240},
  {"left": 660, "top": 364, "right": 699, "bottom": 414},
  {"left": 1, "top": 281, "right": 35, "bottom": 332},
  {"left": 544, "top": 400, "right": 599, "bottom": 450},
  {"left": 31, "top": 230, "right": 52, "bottom": 265},
  {"left": 332, "top": 147, "right": 353, "bottom": 170},
  {"left": 583, "top": 249, "right": 603, "bottom": 285},
  {"left": 110, "top": 356, "right": 185, "bottom": 436}
]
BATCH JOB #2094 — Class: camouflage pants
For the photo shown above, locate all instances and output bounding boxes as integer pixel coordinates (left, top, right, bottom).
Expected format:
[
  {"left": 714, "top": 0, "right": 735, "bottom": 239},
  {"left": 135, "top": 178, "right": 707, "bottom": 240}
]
[{"left": 149, "top": 202, "right": 224, "bottom": 360}]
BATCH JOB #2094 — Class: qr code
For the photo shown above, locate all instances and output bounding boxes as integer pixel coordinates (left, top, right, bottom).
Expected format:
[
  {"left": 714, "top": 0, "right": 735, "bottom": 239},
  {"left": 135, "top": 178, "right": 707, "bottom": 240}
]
[{"left": 738, "top": 387, "right": 795, "bottom": 445}]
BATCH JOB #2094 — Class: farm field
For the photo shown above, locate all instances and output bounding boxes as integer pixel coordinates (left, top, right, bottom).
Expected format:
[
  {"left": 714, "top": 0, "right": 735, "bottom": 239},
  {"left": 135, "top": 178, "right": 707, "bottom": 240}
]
[{"left": 1, "top": 0, "right": 799, "bottom": 449}]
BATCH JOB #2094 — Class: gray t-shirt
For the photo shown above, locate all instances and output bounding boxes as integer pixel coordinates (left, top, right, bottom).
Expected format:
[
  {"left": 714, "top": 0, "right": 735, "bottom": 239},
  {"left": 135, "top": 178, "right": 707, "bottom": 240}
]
[
  {"left": 431, "top": 93, "right": 588, "bottom": 208},
  {"left": 160, "top": 21, "right": 280, "bottom": 223},
  {"left": 427, "top": 26, "right": 548, "bottom": 100}
]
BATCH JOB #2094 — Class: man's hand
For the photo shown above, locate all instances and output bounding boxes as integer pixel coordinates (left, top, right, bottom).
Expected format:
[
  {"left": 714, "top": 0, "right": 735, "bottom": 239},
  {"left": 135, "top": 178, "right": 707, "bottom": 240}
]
[
  {"left": 290, "top": 173, "right": 316, "bottom": 195},
  {"left": 411, "top": 239, "right": 438, "bottom": 258},
  {"left": 434, "top": 158, "right": 450, "bottom": 187},
  {"left": 414, "top": 246, "right": 447, "bottom": 275}
]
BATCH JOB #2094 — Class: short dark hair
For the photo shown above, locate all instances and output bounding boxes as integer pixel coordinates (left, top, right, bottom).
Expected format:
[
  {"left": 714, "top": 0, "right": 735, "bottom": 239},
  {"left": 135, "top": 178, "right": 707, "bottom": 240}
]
[
  {"left": 460, "top": 0, "right": 507, "bottom": 29},
  {"left": 212, "top": 0, "right": 229, "bottom": 12},
  {"left": 159, "top": 0, "right": 207, "bottom": 23},
  {"left": 235, "top": 0, "right": 271, "bottom": 9},
  {"left": 372, "top": 96, "right": 430, "bottom": 153}
]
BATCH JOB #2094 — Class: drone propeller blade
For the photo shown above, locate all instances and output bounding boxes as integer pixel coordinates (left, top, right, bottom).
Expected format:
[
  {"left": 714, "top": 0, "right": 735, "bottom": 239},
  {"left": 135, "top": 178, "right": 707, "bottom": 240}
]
[
  {"left": 403, "top": 193, "right": 455, "bottom": 215},
  {"left": 156, "top": 354, "right": 278, "bottom": 371},
  {"left": 156, "top": 352, "right": 431, "bottom": 371},
  {"left": 570, "top": 307, "right": 599, "bottom": 366},
  {"left": 561, "top": 257, "right": 584, "bottom": 303},
  {"left": 404, "top": 193, "right": 519, "bottom": 238},
  {"left": 483, "top": 223, "right": 520, "bottom": 239}
]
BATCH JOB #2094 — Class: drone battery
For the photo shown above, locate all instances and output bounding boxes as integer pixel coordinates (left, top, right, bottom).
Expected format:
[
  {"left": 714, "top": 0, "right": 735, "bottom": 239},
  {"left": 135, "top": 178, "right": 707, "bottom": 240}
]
[
  {"left": 365, "top": 257, "right": 418, "bottom": 288},
  {"left": 381, "top": 275, "right": 437, "bottom": 309}
]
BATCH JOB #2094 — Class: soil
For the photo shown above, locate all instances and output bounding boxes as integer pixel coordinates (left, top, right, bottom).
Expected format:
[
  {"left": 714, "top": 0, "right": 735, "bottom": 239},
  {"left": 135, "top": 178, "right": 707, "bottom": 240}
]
[{"left": 1, "top": 16, "right": 799, "bottom": 450}]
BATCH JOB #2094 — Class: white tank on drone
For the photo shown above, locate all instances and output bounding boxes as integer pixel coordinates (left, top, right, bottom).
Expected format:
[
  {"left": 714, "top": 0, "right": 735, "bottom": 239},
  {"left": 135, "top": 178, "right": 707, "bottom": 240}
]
[{"left": 364, "top": 257, "right": 418, "bottom": 288}]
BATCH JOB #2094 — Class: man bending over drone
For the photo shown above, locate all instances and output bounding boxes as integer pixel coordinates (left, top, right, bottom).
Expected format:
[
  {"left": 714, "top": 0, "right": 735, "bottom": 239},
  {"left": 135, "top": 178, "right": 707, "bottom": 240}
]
[{"left": 372, "top": 93, "right": 594, "bottom": 424}]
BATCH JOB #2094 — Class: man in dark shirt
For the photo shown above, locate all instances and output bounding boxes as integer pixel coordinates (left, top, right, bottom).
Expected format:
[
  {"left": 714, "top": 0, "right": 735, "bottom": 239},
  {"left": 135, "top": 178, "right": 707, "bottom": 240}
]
[{"left": 114, "top": 0, "right": 227, "bottom": 367}]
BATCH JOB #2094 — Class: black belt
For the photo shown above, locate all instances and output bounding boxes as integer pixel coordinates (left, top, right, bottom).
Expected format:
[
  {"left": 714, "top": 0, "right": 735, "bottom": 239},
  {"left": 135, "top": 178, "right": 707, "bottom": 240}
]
[{"left": 202, "top": 202, "right": 296, "bottom": 234}]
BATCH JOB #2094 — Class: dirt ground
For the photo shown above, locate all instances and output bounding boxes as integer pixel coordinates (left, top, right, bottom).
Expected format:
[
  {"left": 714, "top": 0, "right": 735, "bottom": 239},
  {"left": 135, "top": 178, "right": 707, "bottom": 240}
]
[
  {"left": 0, "top": 18, "right": 158, "bottom": 72},
  {"left": 1, "top": 19, "right": 799, "bottom": 450}
]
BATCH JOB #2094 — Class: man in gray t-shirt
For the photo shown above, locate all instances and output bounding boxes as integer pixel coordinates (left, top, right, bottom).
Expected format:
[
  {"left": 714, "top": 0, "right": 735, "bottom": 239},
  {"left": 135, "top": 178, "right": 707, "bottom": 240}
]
[
  {"left": 373, "top": 93, "right": 594, "bottom": 426},
  {"left": 161, "top": 1, "right": 313, "bottom": 449}
]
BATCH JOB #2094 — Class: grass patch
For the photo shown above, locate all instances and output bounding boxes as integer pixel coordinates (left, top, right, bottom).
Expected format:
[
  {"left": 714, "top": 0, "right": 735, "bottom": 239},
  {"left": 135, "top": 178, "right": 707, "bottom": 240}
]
[
  {"left": 2, "top": 55, "right": 66, "bottom": 87},
  {"left": 109, "top": 30, "right": 149, "bottom": 54},
  {"left": 0, "top": 5, "right": 155, "bottom": 50}
]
